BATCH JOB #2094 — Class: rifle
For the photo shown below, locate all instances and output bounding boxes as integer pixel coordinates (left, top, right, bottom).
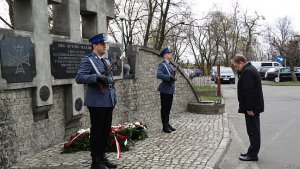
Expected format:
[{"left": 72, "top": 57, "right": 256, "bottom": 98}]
[
  {"left": 99, "top": 60, "right": 117, "bottom": 93},
  {"left": 173, "top": 62, "right": 180, "bottom": 77}
]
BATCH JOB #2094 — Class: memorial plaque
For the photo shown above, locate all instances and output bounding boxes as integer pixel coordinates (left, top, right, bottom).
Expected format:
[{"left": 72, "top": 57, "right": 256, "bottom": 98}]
[
  {"left": 50, "top": 41, "right": 91, "bottom": 79},
  {"left": 40, "top": 85, "right": 50, "bottom": 101},
  {"left": 107, "top": 43, "right": 122, "bottom": 76},
  {"left": 75, "top": 97, "right": 83, "bottom": 111},
  {"left": 0, "top": 35, "right": 36, "bottom": 83}
]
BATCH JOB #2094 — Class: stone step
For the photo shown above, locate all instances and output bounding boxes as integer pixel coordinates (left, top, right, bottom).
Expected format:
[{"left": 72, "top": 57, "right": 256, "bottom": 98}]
[{"left": 188, "top": 101, "right": 225, "bottom": 114}]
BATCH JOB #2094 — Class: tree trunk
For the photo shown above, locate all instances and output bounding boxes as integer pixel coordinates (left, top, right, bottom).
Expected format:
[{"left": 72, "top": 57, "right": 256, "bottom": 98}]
[{"left": 156, "top": 0, "right": 171, "bottom": 50}]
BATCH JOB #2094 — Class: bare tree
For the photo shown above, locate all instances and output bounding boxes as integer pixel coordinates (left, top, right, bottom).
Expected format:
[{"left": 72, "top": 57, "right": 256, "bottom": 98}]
[
  {"left": 143, "top": 0, "right": 159, "bottom": 47},
  {"left": 242, "top": 11, "right": 264, "bottom": 60},
  {"left": 266, "top": 17, "right": 299, "bottom": 81},
  {"left": 266, "top": 17, "right": 294, "bottom": 56},
  {"left": 1, "top": 0, "right": 14, "bottom": 29},
  {"left": 153, "top": 0, "right": 171, "bottom": 50}
]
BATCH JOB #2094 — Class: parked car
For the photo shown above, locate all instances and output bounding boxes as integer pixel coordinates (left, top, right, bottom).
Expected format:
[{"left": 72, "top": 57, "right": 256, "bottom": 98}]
[
  {"left": 294, "top": 67, "right": 300, "bottom": 72},
  {"left": 258, "top": 67, "right": 280, "bottom": 80},
  {"left": 258, "top": 66, "right": 273, "bottom": 79},
  {"left": 212, "top": 67, "right": 235, "bottom": 84},
  {"left": 189, "top": 69, "right": 203, "bottom": 79},
  {"left": 265, "top": 67, "right": 300, "bottom": 82},
  {"left": 251, "top": 61, "right": 282, "bottom": 70},
  {"left": 210, "top": 66, "right": 224, "bottom": 81}
]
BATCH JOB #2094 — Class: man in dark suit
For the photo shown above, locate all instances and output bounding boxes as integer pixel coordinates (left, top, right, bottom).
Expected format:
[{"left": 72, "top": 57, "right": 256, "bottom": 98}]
[
  {"left": 232, "top": 54, "right": 264, "bottom": 161},
  {"left": 76, "top": 33, "right": 117, "bottom": 169},
  {"left": 157, "top": 47, "right": 177, "bottom": 133}
]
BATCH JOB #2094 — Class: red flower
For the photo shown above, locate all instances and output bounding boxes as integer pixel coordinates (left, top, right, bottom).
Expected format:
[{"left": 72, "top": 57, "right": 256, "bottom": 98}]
[
  {"left": 111, "top": 140, "right": 116, "bottom": 145},
  {"left": 63, "top": 143, "right": 69, "bottom": 149},
  {"left": 119, "top": 135, "right": 127, "bottom": 140},
  {"left": 111, "top": 127, "right": 121, "bottom": 134},
  {"left": 80, "top": 133, "right": 87, "bottom": 138},
  {"left": 70, "top": 135, "right": 76, "bottom": 141}
]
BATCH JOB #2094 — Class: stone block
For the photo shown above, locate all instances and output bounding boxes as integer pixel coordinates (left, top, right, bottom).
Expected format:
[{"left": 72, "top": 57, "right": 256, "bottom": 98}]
[
  {"left": 188, "top": 102, "right": 225, "bottom": 114},
  {"left": 14, "top": 0, "right": 33, "bottom": 31},
  {"left": 48, "top": 0, "right": 62, "bottom": 4}
]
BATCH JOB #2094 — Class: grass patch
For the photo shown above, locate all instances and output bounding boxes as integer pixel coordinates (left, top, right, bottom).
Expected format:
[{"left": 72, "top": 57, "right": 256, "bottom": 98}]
[
  {"left": 271, "top": 81, "right": 300, "bottom": 86},
  {"left": 194, "top": 85, "right": 222, "bottom": 103},
  {"left": 201, "top": 96, "right": 222, "bottom": 103},
  {"left": 194, "top": 85, "right": 216, "bottom": 92}
]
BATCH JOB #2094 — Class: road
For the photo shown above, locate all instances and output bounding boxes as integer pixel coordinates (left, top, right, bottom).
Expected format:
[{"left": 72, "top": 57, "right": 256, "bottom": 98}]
[{"left": 218, "top": 83, "right": 300, "bottom": 169}]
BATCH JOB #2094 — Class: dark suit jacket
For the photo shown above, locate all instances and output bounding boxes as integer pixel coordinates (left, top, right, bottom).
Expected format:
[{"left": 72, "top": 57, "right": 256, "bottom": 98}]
[{"left": 237, "top": 62, "right": 264, "bottom": 114}]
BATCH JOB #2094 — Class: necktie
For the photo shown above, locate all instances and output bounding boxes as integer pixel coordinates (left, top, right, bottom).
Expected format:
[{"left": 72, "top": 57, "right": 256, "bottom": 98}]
[{"left": 100, "top": 58, "right": 107, "bottom": 69}]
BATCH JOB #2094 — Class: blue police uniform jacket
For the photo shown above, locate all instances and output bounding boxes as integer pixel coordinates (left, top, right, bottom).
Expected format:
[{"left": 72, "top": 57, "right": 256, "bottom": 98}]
[
  {"left": 75, "top": 52, "right": 118, "bottom": 107},
  {"left": 157, "top": 60, "right": 176, "bottom": 94}
]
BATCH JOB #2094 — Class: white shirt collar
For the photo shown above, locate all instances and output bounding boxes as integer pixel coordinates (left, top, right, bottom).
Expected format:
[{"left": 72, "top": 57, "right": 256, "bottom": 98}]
[{"left": 95, "top": 55, "right": 104, "bottom": 59}]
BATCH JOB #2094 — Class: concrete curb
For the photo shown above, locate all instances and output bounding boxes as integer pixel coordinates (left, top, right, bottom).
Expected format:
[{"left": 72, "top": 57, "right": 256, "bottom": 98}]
[
  {"left": 205, "top": 112, "right": 230, "bottom": 169},
  {"left": 262, "top": 81, "right": 300, "bottom": 86}
]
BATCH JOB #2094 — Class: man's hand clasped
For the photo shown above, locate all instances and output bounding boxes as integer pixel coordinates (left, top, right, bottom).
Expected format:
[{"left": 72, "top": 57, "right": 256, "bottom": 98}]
[
  {"left": 170, "top": 76, "right": 177, "bottom": 82},
  {"left": 247, "top": 110, "right": 254, "bottom": 116},
  {"left": 96, "top": 74, "right": 108, "bottom": 83}
]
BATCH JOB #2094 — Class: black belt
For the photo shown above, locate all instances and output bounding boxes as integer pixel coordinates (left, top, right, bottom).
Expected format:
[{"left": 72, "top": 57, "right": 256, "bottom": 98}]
[
  {"left": 107, "top": 84, "right": 113, "bottom": 89},
  {"left": 105, "top": 83, "right": 115, "bottom": 89}
]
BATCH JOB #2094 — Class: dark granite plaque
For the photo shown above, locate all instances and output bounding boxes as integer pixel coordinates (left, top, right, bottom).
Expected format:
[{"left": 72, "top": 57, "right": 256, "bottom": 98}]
[
  {"left": 50, "top": 41, "right": 91, "bottom": 79},
  {"left": 40, "top": 85, "right": 50, "bottom": 101},
  {"left": 75, "top": 97, "right": 83, "bottom": 111},
  {"left": 107, "top": 43, "right": 122, "bottom": 76},
  {"left": 0, "top": 35, "right": 36, "bottom": 83}
]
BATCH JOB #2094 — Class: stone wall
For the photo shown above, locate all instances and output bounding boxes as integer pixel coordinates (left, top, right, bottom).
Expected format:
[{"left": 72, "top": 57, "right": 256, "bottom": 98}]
[
  {"left": 111, "top": 47, "right": 199, "bottom": 128},
  {"left": 0, "top": 46, "right": 199, "bottom": 168},
  {"left": 0, "top": 0, "right": 199, "bottom": 167}
]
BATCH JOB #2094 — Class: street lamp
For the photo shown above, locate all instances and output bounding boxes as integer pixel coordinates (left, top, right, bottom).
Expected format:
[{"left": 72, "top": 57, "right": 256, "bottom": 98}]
[
  {"left": 117, "top": 12, "right": 126, "bottom": 59},
  {"left": 116, "top": 12, "right": 132, "bottom": 75}
]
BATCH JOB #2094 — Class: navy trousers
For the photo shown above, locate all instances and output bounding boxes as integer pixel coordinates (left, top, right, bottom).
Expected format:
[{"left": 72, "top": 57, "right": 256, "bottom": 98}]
[
  {"left": 245, "top": 113, "right": 261, "bottom": 157},
  {"left": 160, "top": 93, "right": 173, "bottom": 125},
  {"left": 88, "top": 107, "right": 113, "bottom": 158}
]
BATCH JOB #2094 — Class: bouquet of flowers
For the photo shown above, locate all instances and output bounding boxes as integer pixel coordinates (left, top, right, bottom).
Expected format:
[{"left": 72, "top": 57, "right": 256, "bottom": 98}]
[
  {"left": 62, "top": 122, "right": 148, "bottom": 157},
  {"left": 62, "top": 128, "right": 90, "bottom": 153},
  {"left": 121, "top": 122, "right": 148, "bottom": 141}
]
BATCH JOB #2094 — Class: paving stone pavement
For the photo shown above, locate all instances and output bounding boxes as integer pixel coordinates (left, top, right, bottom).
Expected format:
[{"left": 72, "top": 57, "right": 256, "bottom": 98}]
[{"left": 11, "top": 112, "right": 229, "bottom": 169}]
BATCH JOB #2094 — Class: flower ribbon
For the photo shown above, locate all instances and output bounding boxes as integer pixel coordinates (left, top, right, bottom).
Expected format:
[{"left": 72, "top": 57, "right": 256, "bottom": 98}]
[
  {"left": 114, "top": 135, "right": 121, "bottom": 160},
  {"left": 68, "top": 128, "right": 90, "bottom": 146}
]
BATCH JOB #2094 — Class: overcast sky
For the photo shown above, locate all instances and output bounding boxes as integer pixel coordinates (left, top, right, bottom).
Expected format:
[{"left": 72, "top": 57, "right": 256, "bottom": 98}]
[
  {"left": 189, "top": 0, "right": 300, "bottom": 32},
  {"left": 1, "top": 0, "right": 300, "bottom": 30},
  {"left": 1, "top": 0, "right": 300, "bottom": 63}
]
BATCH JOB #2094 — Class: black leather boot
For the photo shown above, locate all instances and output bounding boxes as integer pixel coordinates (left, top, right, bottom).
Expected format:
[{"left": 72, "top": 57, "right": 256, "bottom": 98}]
[
  {"left": 168, "top": 124, "right": 176, "bottom": 131},
  {"left": 91, "top": 157, "right": 108, "bottom": 169},
  {"left": 162, "top": 124, "right": 171, "bottom": 133},
  {"left": 101, "top": 153, "right": 117, "bottom": 168}
]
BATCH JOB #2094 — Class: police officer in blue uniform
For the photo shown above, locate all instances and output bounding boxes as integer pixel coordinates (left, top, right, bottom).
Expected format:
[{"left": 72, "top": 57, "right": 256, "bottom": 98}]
[
  {"left": 157, "top": 47, "right": 177, "bottom": 133},
  {"left": 76, "top": 33, "right": 117, "bottom": 169}
]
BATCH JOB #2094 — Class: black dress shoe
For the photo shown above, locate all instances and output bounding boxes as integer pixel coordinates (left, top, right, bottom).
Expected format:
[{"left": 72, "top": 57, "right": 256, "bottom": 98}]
[
  {"left": 168, "top": 124, "right": 176, "bottom": 131},
  {"left": 240, "top": 153, "right": 248, "bottom": 156},
  {"left": 91, "top": 158, "right": 109, "bottom": 169},
  {"left": 91, "top": 164, "right": 108, "bottom": 169},
  {"left": 103, "top": 160, "right": 117, "bottom": 169},
  {"left": 162, "top": 127, "right": 172, "bottom": 133},
  {"left": 239, "top": 155, "right": 258, "bottom": 161},
  {"left": 102, "top": 154, "right": 117, "bottom": 168},
  {"left": 162, "top": 124, "right": 172, "bottom": 133}
]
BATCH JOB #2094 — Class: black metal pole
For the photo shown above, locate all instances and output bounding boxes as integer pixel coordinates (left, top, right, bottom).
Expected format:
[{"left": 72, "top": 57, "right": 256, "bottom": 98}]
[{"left": 0, "top": 15, "right": 13, "bottom": 29}]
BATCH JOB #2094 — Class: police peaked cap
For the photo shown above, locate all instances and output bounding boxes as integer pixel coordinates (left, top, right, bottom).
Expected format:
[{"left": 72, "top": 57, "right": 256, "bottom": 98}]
[
  {"left": 160, "top": 47, "right": 173, "bottom": 57},
  {"left": 89, "top": 33, "right": 107, "bottom": 44}
]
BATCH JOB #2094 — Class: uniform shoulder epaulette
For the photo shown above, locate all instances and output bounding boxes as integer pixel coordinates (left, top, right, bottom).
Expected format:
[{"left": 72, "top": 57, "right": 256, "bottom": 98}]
[{"left": 87, "top": 53, "right": 94, "bottom": 57}]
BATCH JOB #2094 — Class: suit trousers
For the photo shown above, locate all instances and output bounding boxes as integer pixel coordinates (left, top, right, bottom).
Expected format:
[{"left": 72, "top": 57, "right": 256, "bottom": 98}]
[
  {"left": 160, "top": 92, "right": 173, "bottom": 125},
  {"left": 245, "top": 113, "right": 261, "bottom": 157},
  {"left": 88, "top": 106, "right": 114, "bottom": 158}
]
